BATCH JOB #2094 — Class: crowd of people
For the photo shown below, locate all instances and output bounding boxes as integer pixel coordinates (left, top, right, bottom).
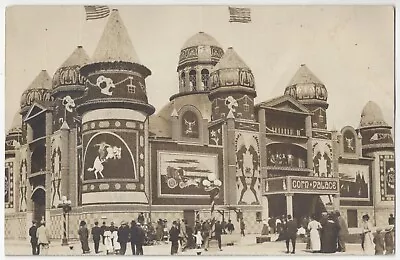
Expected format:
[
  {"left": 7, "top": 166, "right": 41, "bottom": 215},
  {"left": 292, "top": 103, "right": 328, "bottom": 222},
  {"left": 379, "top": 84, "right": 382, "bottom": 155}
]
[
  {"left": 27, "top": 211, "right": 394, "bottom": 255},
  {"left": 265, "top": 212, "right": 395, "bottom": 255}
]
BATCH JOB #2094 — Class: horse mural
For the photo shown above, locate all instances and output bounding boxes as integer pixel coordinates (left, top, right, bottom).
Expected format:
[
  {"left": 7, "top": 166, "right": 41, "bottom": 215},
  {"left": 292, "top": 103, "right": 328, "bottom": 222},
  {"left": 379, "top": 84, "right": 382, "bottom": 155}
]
[{"left": 87, "top": 142, "right": 122, "bottom": 179}]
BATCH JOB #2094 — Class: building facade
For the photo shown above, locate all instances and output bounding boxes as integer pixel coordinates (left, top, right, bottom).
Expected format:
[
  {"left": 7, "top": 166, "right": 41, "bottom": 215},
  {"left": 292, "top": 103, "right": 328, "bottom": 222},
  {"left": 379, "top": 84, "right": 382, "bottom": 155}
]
[{"left": 4, "top": 9, "right": 395, "bottom": 240}]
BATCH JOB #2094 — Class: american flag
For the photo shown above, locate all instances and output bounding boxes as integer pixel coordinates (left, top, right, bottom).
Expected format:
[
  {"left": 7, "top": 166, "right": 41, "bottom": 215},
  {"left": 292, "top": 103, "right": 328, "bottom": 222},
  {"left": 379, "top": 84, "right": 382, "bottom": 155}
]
[
  {"left": 229, "top": 7, "right": 251, "bottom": 23},
  {"left": 84, "top": 5, "right": 110, "bottom": 20}
]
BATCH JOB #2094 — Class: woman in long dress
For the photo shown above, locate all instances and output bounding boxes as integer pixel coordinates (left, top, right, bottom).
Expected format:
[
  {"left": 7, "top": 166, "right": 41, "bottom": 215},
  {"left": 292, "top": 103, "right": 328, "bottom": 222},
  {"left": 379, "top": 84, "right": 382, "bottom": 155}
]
[
  {"left": 307, "top": 215, "right": 322, "bottom": 252},
  {"left": 103, "top": 226, "right": 113, "bottom": 255},
  {"left": 361, "top": 214, "right": 375, "bottom": 255}
]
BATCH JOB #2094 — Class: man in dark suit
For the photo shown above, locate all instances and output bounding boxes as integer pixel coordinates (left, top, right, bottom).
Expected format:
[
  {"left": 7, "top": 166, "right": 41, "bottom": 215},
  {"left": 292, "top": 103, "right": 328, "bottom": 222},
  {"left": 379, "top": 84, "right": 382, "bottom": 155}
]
[
  {"left": 91, "top": 221, "right": 102, "bottom": 254},
  {"left": 335, "top": 211, "right": 349, "bottom": 252},
  {"left": 117, "top": 221, "right": 130, "bottom": 255},
  {"left": 285, "top": 215, "right": 298, "bottom": 254},
  {"left": 136, "top": 223, "right": 146, "bottom": 255},
  {"left": 214, "top": 220, "right": 223, "bottom": 251},
  {"left": 100, "top": 222, "right": 107, "bottom": 245},
  {"left": 169, "top": 221, "right": 180, "bottom": 255},
  {"left": 29, "top": 221, "right": 39, "bottom": 255}
]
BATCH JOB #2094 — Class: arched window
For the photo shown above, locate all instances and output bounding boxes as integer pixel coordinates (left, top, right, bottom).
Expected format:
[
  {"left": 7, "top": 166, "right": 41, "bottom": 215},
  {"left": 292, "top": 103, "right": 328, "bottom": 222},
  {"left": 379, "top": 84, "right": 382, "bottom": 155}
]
[
  {"left": 189, "top": 70, "right": 197, "bottom": 91},
  {"left": 182, "top": 110, "right": 200, "bottom": 138},
  {"left": 180, "top": 71, "right": 186, "bottom": 91},
  {"left": 201, "top": 69, "right": 209, "bottom": 90}
]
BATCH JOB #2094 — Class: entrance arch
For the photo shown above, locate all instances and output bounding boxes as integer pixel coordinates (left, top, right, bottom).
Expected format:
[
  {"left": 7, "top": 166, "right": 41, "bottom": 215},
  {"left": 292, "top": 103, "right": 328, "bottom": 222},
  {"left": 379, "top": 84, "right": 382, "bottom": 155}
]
[{"left": 31, "top": 186, "right": 45, "bottom": 223}]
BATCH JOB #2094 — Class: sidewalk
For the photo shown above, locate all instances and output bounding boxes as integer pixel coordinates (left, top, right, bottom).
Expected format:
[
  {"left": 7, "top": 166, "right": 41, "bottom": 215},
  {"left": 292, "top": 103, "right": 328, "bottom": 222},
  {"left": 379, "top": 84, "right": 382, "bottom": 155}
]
[{"left": 5, "top": 234, "right": 369, "bottom": 256}]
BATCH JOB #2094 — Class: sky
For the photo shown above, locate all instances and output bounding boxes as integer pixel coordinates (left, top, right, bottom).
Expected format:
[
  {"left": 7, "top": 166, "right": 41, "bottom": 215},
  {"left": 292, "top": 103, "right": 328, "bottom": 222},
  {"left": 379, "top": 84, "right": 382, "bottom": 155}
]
[{"left": 4, "top": 5, "right": 395, "bottom": 131}]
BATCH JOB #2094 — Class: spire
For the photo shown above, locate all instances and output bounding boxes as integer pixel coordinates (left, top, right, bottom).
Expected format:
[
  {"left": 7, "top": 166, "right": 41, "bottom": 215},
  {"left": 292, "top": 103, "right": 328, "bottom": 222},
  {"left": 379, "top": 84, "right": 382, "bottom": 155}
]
[
  {"left": 213, "top": 47, "right": 250, "bottom": 71},
  {"left": 27, "top": 70, "right": 52, "bottom": 90},
  {"left": 61, "top": 46, "right": 91, "bottom": 67},
  {"left": 92, "top": 9, "right": 141, "bottom": 63},
  {"left": 60, "top": 120, "right": 70, "bottom": 130},
  {"left": 289, "top": 64, "right": 323, "bottom": 86}
]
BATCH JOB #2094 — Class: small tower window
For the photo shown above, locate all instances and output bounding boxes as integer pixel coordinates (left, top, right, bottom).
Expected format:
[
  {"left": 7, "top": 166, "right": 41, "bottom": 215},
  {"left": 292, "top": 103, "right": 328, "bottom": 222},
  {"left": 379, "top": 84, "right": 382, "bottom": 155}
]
[
  {"left": 201, "top": 69, "right": 209, "bottom": 90},
  {"left": 189, "top": 70, "right": 197, "bottom": 91},
  {"left": 180, "top": 71, "right": 186, "bottom": 91}
]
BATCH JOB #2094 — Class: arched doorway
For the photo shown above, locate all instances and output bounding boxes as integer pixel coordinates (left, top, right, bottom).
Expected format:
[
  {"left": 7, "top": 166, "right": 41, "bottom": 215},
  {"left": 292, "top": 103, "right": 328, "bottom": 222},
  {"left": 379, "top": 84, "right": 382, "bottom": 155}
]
[{"left": 31, "top": 186, "right": 45, "bottom": 223}]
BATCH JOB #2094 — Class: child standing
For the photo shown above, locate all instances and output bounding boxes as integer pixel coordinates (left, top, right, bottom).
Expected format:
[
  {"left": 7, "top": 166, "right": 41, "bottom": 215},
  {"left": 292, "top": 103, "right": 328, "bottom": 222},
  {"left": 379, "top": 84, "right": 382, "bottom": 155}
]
[
  {"left": 195, "top": 231, "right": 203, "bottom": 255},
  {"left": 373, "top": 228, "right": 385, "bottom": 255}
]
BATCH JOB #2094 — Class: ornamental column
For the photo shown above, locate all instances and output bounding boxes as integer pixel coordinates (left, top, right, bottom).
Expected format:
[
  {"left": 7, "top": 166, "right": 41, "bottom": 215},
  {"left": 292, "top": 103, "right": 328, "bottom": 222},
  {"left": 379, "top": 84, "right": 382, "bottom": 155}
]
[
  {"left": 60, "top": 121, "right": 70, "bottom": 199},
  {"left": 226, "top": 115, "right": 237, "bottom": 205},
  {"left": 305, "top": 115, "right": 313, "bottom": 175},
  {"left": 45, "top": 111, "right": 53, "bottom": 228}
]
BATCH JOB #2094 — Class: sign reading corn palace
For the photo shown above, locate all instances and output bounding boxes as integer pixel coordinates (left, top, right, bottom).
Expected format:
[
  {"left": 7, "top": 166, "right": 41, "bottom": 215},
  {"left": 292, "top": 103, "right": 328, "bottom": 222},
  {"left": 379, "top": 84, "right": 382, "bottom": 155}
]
[{"left": 263, "top": 176, "right": 340, "bottom": 195}]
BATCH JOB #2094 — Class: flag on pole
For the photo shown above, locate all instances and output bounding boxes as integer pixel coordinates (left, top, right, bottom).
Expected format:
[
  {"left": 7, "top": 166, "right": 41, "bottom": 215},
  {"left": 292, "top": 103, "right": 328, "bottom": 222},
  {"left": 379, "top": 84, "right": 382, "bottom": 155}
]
[
  {"left": 84, "top": 5, "right": 110, "bottom": 20},
  {"left": 229, "top": 7, "right": 251, "bottom": 23}
]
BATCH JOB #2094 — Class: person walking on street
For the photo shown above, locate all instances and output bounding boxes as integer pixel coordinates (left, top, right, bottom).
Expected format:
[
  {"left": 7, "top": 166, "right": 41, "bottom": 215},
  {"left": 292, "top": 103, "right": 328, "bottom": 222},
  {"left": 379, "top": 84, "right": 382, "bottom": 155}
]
[
  {"left": 202, "top": 220, "right": 211, "bottom": 251},
  {"left": 130, "top": 220, "right": 138, "bottom": 255},
  {"left": 91, "top": 221, "right": 102, "bottom": 254},
  {"left": 29, "top": 221, "right": 39, "bottom": 255},
  {"left": 117, "top": 221, "right": 130, "bottom": 255},
  {"left": 195, "top": 230, "right": 203, "bottom": 255},
  {"left": 103, "top": 226, "right": 113, "bottom": 255},
  {"left": 214, "top": 220, "right": 223, "bottom": 251},
  {"left": 285, "top": 215, "right": 298, "bottom": 254},
  {"left": 361, "top": 214, "right": 375, "bottom": 255},
  {"left": 227, "top": 219, "right": 235, "bottom": 234},
  {"left": 335, "top": 211, "right": 349, "bottom": 252},
  {"left": 136, "top": 223, "right": 145, "bottom": 255},
  {"left": 373, "top": 228, "right": 385, "bottom": 255},
  {"left": 240, "top": 219, "right": 246, "bottom": 237},
  {"left": 179, "top": 219, "right": 188, "bottom": 252},
  {"left": 36, "top": 221, "right": 50, "bottom": 255},
  {"left": 100, "top": 222, "right": 107, "bottom": 245},
  {"left": 78, "top": 220, "right": 90, "bottom": 254},
  {"left": 384, "top": 226, "right": 394, "bottom": 255},
  {"left": 169, "top": 221, "right": 180, "bottom": 255},
  {"left": 307, "top": 214, "right": 322, "bottom": 253},
  {"left": 109, "top": 221, "right": 117, "bottom": 248}
]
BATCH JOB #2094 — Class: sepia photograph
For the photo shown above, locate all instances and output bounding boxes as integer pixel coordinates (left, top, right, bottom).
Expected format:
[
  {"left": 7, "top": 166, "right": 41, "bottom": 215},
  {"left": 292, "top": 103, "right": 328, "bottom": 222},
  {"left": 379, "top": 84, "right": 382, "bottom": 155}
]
[{"left": 3, "top": 3, "right": 395, "bottom": 256}]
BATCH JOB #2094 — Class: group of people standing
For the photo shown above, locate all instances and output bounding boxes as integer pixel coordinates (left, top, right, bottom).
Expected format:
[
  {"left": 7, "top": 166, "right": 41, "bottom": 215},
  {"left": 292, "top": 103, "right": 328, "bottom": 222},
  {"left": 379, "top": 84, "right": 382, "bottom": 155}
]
[{"left": 78, "top": 217, "right": 147, "bottom": 255}]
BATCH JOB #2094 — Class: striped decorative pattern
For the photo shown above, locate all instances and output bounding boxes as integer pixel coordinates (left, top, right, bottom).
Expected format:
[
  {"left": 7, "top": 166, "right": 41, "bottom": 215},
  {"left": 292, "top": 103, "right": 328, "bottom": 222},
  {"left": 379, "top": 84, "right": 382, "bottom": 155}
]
[
  {"left": 229, "top": 7, "right": 251, "bottom": 23},
  {"left": 84, "top": 6, "right": 110, "bottom": 20}
]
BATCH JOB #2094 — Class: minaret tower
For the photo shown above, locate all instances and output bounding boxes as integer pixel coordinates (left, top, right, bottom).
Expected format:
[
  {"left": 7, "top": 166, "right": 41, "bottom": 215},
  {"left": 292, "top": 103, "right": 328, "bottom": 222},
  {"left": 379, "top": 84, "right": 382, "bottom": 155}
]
[
  {"left": 358, "top": 101, "right": 394, "bottom": 226},
  {"left": 77, "top": 9, "right": 155, "bottom": 208}
]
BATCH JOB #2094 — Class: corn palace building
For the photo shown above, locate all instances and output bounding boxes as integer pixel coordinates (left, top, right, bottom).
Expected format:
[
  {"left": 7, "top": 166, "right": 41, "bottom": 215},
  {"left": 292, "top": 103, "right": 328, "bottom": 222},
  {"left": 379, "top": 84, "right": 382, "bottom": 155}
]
[{"left": 4, "top": 9, "right": 395, "bottom": 240}]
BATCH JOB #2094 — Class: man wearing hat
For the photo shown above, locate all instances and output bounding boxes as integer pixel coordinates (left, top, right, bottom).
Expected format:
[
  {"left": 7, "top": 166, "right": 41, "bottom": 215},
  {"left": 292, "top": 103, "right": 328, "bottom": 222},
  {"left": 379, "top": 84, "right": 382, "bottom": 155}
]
[
  {"left": 169, "top": 221, "right": 180, "bottom": 255},
  {"left": 29, "top": 220, "right": 39, "bottom": 255},
  {"left": 91, "top": 221, "right": 102, "bottom": 254},
  {"left": 335, "top": 210, "right": 349, "bottom": 252},
  {"left": 117, "top": 221, "right": 130, "bottom": 255},
  {"left": 136, "top": 222, "right": 146, "bottom": 255}
]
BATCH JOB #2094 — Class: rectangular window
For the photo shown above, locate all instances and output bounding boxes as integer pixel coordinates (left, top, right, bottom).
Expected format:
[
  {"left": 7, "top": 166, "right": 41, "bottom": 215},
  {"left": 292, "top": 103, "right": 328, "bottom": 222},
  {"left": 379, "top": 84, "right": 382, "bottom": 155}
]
[
  {"left": 127, "top": 85, "right": 136, "bottom": 94},
  {"left": 347, "top": 209, "right": 358, "bottom": 228}
]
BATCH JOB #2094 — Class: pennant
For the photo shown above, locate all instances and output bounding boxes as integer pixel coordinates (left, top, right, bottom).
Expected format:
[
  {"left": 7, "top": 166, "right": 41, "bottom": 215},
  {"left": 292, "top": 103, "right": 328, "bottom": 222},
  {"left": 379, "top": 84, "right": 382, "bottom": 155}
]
[
  {"left": 229, "top": 7, "right": 251, "bottom": 23},
  {"left": 84, "top": 5, "right": 110, "bottom": 20}
]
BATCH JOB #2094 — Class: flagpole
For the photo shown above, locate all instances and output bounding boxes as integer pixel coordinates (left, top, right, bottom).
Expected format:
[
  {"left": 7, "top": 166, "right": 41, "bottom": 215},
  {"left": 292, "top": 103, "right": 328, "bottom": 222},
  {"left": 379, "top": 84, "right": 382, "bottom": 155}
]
[
  {"left": 78, "top": 7, "right": 84, "bottom": 46},
  {"left": 43, "top": 27, "right": 48, "bottom": 70}
]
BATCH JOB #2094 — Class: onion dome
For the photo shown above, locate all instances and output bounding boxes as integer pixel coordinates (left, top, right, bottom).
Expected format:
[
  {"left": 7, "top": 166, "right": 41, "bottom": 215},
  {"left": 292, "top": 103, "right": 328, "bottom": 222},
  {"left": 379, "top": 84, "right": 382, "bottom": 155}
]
[
  {"left": 178, "top": 32, "right": 224, "bottom": 70},
  {"left": 209, "top": 47, "right": 256, "bottom": 121},
  {"left": 20, "top": 70, "right": 54, "bottom": 114},
  {"left": 52, "top": 46, "right": 90, "bottom": 99},
  {"left": 78, "top": 9, "right": 154, "bottom": 115},
  {"left": 284, "top": 64, "right": 328, "bottom": 108},
  {"left": 209, "top": 47, "right": 256, "bottom": 95},
  {"left": 358, "top": 101, "right": 393, "bottom": 151},
  {"left": 359, "top": 101, "right": 389, "bottom": 129}
]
